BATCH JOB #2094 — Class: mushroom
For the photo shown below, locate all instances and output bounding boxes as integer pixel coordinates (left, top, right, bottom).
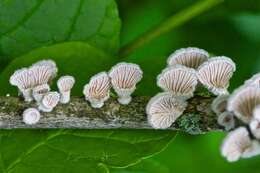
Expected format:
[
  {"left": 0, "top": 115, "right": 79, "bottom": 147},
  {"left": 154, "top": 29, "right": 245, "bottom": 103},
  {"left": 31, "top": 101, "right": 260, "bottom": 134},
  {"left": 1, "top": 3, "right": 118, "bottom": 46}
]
[
  {"left": 83, "top": 72, "right": 111, "bottom": 108},
  {"left": 217, "top": 112, "right": 235, "bottom": 131},
  {"left": 9, "top": 68, "right": 34, "bottom": 102},
  {"left": 146, "top": 92, "right": 187, "bottom": 129},
  {"left": 29, "top": 65, "right": 55, "bottom": 87},
  {"left": 227, "top": 85, "right": 260, "bottom": 123},
  {"left": 157, "top": 65, "right": 197, "bottom": 100},
  {"left": 211, "top": 95, "right": 229, "bottom": 115},
  {"left": 167, "top": 47, "right": 209, "bottom": 69},
  {"left": 244, "top": 73, "right": 260, "bottom": 87},
  {"left": 197, "top": 56, "right": 236, "bottom": 95},
  {"left": 57, "top": 75, "right": 75, "bottom": 104},
  {"left": 38, "top": 92, "right": 60, "bottom": 112},
  {"left": 250, "top": 119, "right": 260, "bottom": 139},
  {"left": 32, "top": 84, "right": 50, "bottom": 102},
  {"left": 22, "top": 108, "right": 41, "bottom": 125},
  {"left": 253, "top": 105, "right": 260, "bottom": 122},
  {"left": 109, "top": 62, "right": 143, "bottom": 105},
  {"left": 32, "top": 59, "right": 58, "bottom": 81},
  {"left": 221, "top": 127, "right": 252, "bottom": 162}
]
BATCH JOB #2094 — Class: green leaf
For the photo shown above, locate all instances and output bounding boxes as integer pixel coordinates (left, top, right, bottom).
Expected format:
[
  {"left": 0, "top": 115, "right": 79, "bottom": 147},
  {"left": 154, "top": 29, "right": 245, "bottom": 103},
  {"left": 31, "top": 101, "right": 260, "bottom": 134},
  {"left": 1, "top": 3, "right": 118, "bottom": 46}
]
[
  {"left": 0, "top": 129, "right": 175, "bottom": 173},
  {"left": 110, "top": 159, "right": 170, "bottom": 173},
  {"left": 0, "top": 0, "right": 120, "bottom": 67},
  {"left": 0, "top": 41, "right": 116, "bottom": 96}
]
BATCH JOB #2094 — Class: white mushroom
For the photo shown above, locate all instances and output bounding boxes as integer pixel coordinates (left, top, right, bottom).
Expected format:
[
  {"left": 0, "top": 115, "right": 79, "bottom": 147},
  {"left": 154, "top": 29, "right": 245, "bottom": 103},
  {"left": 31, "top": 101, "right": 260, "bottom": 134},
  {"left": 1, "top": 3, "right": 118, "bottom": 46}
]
[
  {"left": 167, "top": 47, "right": 209, "bottom": 69},
  {"left": 38, "top": 92, "right": 60, "bottom": 112},
  {"left": 146, "top": 92, "right": 187, "bottom": 129},
  {"left": 250, "top": 119, "right": 260, "bottom": 139},
  {"left": 211, "top": 95, "right": 229, "bottom": 115},
  {"left": 109, "top": 62, "right": 143, "bottom": 105},
  {"left": 217, "top": 112, "right": 235, "bottom": 131},
  {"left": 32, "top": 84, "right": 50, "bottom": 102},
  {"left": 253, "top": 105, "right": 260, "bottom": 122},
  {"left": 221, "top": 127, "right": 252, "bottom": 162},
  {"left": 242, "top": 140, "right": 260, "bottom": 159},
  {"left": 32, "top": 59, "right": 58, "bottom": 81},
  {"left": 29, "top": 65, "right": 54, "bottom": 87},
  {"left": 57, "top": 75, "right": 75, "bottom": 104},
  {"left": 197, "top": 56, "right": 236, "bottom": 95},
  {"left": 22, "top": 108, "right": 41, "bottom": 125},
  {"left": 228, "top": 85, "right": 260, "bottom": 123},
  {"left": 83, "top": 72, "right": 111, "bottom": 108},
  {"left": 9, "top": 68, "right": 34, "bottom": 102},
  {"left": 157, "top": 65, "right": 197, "bottom": 100},
  {"left": 244, "top": 73, "right": 260, "bottom": 87}
]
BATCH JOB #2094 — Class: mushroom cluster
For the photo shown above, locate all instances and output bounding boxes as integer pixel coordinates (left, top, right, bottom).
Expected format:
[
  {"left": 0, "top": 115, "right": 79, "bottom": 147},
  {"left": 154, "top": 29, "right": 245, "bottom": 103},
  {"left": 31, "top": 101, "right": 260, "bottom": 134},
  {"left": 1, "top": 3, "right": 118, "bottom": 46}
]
[
  {"left": 10, "top": 60, "right": 75, "bottom": 125},
  {"left": 146, "top": 47, "right": 236, "bottom": 129},
  {"left": 83, "top": 62, "right": 143, "bottom": 107}
]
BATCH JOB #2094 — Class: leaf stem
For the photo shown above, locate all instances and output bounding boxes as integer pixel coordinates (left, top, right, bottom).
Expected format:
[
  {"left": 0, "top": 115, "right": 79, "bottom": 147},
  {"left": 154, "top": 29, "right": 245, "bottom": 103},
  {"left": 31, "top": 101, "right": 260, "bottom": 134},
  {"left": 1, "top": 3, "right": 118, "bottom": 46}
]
[{"left": 119, "top": 0, "right": 224, "bottom": 58}]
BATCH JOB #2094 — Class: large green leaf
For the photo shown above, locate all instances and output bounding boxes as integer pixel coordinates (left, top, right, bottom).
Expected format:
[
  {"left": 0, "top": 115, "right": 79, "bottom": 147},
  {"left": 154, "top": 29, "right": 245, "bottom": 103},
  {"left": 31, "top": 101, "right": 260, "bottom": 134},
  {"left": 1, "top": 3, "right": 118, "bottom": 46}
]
[
  {"left": 0, "top": 129, "right": 175, "bottom": 173},
  {"left": 0, "top": 41, "right": 116, "bottom": 96},
  {"left": 0, "top": 0, "right": 120, "bottom": 67}
]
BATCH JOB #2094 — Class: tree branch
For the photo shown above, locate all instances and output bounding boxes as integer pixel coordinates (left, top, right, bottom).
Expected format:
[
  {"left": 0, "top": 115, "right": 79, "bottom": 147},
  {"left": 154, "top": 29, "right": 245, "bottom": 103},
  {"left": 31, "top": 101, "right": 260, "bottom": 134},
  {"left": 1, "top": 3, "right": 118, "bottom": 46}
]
[
  {"left": 119, "top": 0, "right": 224, "bottom": 58},
  {"left": 0, "top": 94, "right": 222, "bottom": 134}
]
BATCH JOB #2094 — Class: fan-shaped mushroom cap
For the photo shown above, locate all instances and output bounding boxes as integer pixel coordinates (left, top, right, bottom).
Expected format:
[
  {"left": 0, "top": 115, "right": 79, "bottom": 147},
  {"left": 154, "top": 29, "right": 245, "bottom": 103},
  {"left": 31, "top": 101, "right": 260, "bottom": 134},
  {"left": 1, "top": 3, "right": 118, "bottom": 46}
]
[
  {"left": 29, "top": 65, "right": 54, "bottom": 87},
  {"left": 38, "top": 92, "right": 60, "bottom": 112},
  {"left": 57, "top": 75, "right": 75, "bottom": 104},
  {"left": 146, "top": 92, "right": 187, "bottom": 129},
  {"left": 109, "top": 62, "right": 143, "bottom": 105},
  {"left": 241, "top": 140, "right": 260, "bottom": 159},
  {"left": 217, "top": 112, "right": 235, "bottom": 131},
  {"left": 167, "top": 47, "right": 209, "bottom": 69},
  {"left": 83, "top": 72, "right": 111, "bottom": 108},
  {"left": 221, "top": 127, "right": 252, "bottom": 162},
  {"left": 197, "top": 56, "right": 236, "bottom": 95},
  {"left": 22, "top": 108, "right": 41, "bottom": 125},
  {"left": 32, "top": 59, "right": 57, "bottom": 80},
  {"left": 253, "top": 105, "right": 260, "bottom": 122},
  {"left": 157, "top": 65, "right": 197, "bottom": 99},
  {"left": 244, "top": 73, "right": 260, "bottom": 87},
  {"left": 250, "top": 119, "right": 260, "bottom": 139},
  {"left": 211, "top": 95, "right": 229, "bottom": 115},
  {"left": 9, "top": 68, "right": 34, "bottom": 102},
  {"left": 228, "top": 85, "right": 260, "bottom": 123},
  {"left": 32, "top": 84, "right": 50, "bottom": 102}
]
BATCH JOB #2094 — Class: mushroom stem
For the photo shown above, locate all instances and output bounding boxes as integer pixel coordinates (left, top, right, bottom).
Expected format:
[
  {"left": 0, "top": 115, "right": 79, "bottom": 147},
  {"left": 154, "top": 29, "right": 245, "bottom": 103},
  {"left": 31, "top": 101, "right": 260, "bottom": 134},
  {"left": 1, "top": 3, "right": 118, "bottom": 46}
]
[{"left": 60, "top": 91, "right": 71, "bottom": 104}]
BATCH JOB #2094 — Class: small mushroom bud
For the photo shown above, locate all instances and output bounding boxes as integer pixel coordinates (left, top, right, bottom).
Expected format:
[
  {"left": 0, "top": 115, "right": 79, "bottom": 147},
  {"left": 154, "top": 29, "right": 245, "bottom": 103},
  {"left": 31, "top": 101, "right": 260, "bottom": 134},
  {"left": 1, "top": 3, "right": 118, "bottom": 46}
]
[
  {"left": 32, "top": 59, "right": 58, "bottom": 81},
  {"left": 250, "top": 119, "right": 260, "bottom": 139},
  {"left": 228, "top": 85, "right": 260, "bottom": 123},
  {"left": 38, "top": 92, "right": 60, "bottom": 112},
  {"left": 253, "top": 105, "right": 260, "bottom": 122},
  {"left": 22, "top": 108, "right": 41, "bottom": 125},
  {"left": 57, "top": 75, "right": 75, "bottom": 104},
  {"left": 197, "top": 56, "right": 236, "bottom": 95},
  {"left": 109, "top": 62, "right": 143, "bottom": 105},
  {"left": 146, "top": 92, "right": 187, "bottom": 129},
  {"left": 9, "top": 68, "right": 34, "bottom": 102},
  {"left": 221, "top": 127, "right": 252, "bottom": 162},
  {"left": 211, "top": 95, "right": 229, "bottom": 115},
  {"left": 217, "top": 112, "right": 235, "bottom": 131},
  {"left": 83, "top": 72, "right": 111, "bottom": 108},
  {"left": 32, "top": 84, "right": 50, "bottom": 102},
  {"left": 167, "top": 47, "right": 209, "bottom": 69},
  {"left": 157, "top": 65, "right": 197, "bottom": 100}
]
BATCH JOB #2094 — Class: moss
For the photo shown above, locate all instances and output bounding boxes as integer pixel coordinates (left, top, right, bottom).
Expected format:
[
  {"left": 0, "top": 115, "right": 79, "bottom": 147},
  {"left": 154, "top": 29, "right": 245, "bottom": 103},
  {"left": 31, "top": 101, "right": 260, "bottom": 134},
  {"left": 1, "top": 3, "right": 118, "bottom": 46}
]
[{"left": 177, "top": 113, "right": 203, "bottom": 135}]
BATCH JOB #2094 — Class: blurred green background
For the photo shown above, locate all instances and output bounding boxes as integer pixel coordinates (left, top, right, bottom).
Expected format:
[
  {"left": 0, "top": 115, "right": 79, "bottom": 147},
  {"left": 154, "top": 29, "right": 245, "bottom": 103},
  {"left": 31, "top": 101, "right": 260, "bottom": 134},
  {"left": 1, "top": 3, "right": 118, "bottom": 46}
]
[{"left": 117, "top": 0, "right": 260, "bottom": 172}]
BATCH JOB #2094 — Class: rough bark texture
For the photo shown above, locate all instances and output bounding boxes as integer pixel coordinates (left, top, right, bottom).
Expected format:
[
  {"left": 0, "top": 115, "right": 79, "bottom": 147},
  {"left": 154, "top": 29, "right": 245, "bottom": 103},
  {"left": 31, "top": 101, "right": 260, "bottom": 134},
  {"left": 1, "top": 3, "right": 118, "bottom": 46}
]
[{"left": 0, "top": 94, "right": 222, "bottom": 134}]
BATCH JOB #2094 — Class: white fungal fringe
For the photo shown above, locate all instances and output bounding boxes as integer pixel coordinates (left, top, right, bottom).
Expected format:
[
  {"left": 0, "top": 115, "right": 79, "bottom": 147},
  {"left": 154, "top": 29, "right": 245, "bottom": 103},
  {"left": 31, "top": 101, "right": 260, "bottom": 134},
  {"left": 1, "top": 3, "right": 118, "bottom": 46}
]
[
  {"left": 9, "top": 68, "right": 34, "bottom": 102},
  {"left": 197, "top": 56, "right": 236, "bottom": 96},
  {"left": 157, "top": 65, "right": 197, "bottom": 100},
  {"left": 22, "top": 108, "right": 41, "bottom": 125},
  {"left": 167, "top": 47, "right": 209, "bottom": 69},
  {"left": 38, "top": 92, "right": 60, "bottom": 112},
  {"left": 211, "top": 95, "right": 229, "bottom": 115},
  {"left": 146, "top": 92, "right": 187, "bottom": 129},
  {"left": 57, "top": 75, "right": 75, "bottom": 104},
  {"left": 228, "top": 85, "right": 260, "bottom": 123},
  {"left": 221, "top": 127, "right": 252, "bottom": 162},
  {"left": 253, "top": 105, "right": 260, "bottom": 122},
  {"left": 32, "top": 84, "right": 50, "bottom": 102},
  {"left": 217, "top": 112, "right": 235, "bottom": 131},
  {"left": 250, "top": 119, "right": 260, "bottom": 139},
  {"left": 109, "top": 62, "right": 143, "bottom": 105},
  {"left": 83, "top": 72, "right": 111, "bottom": 108}
]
